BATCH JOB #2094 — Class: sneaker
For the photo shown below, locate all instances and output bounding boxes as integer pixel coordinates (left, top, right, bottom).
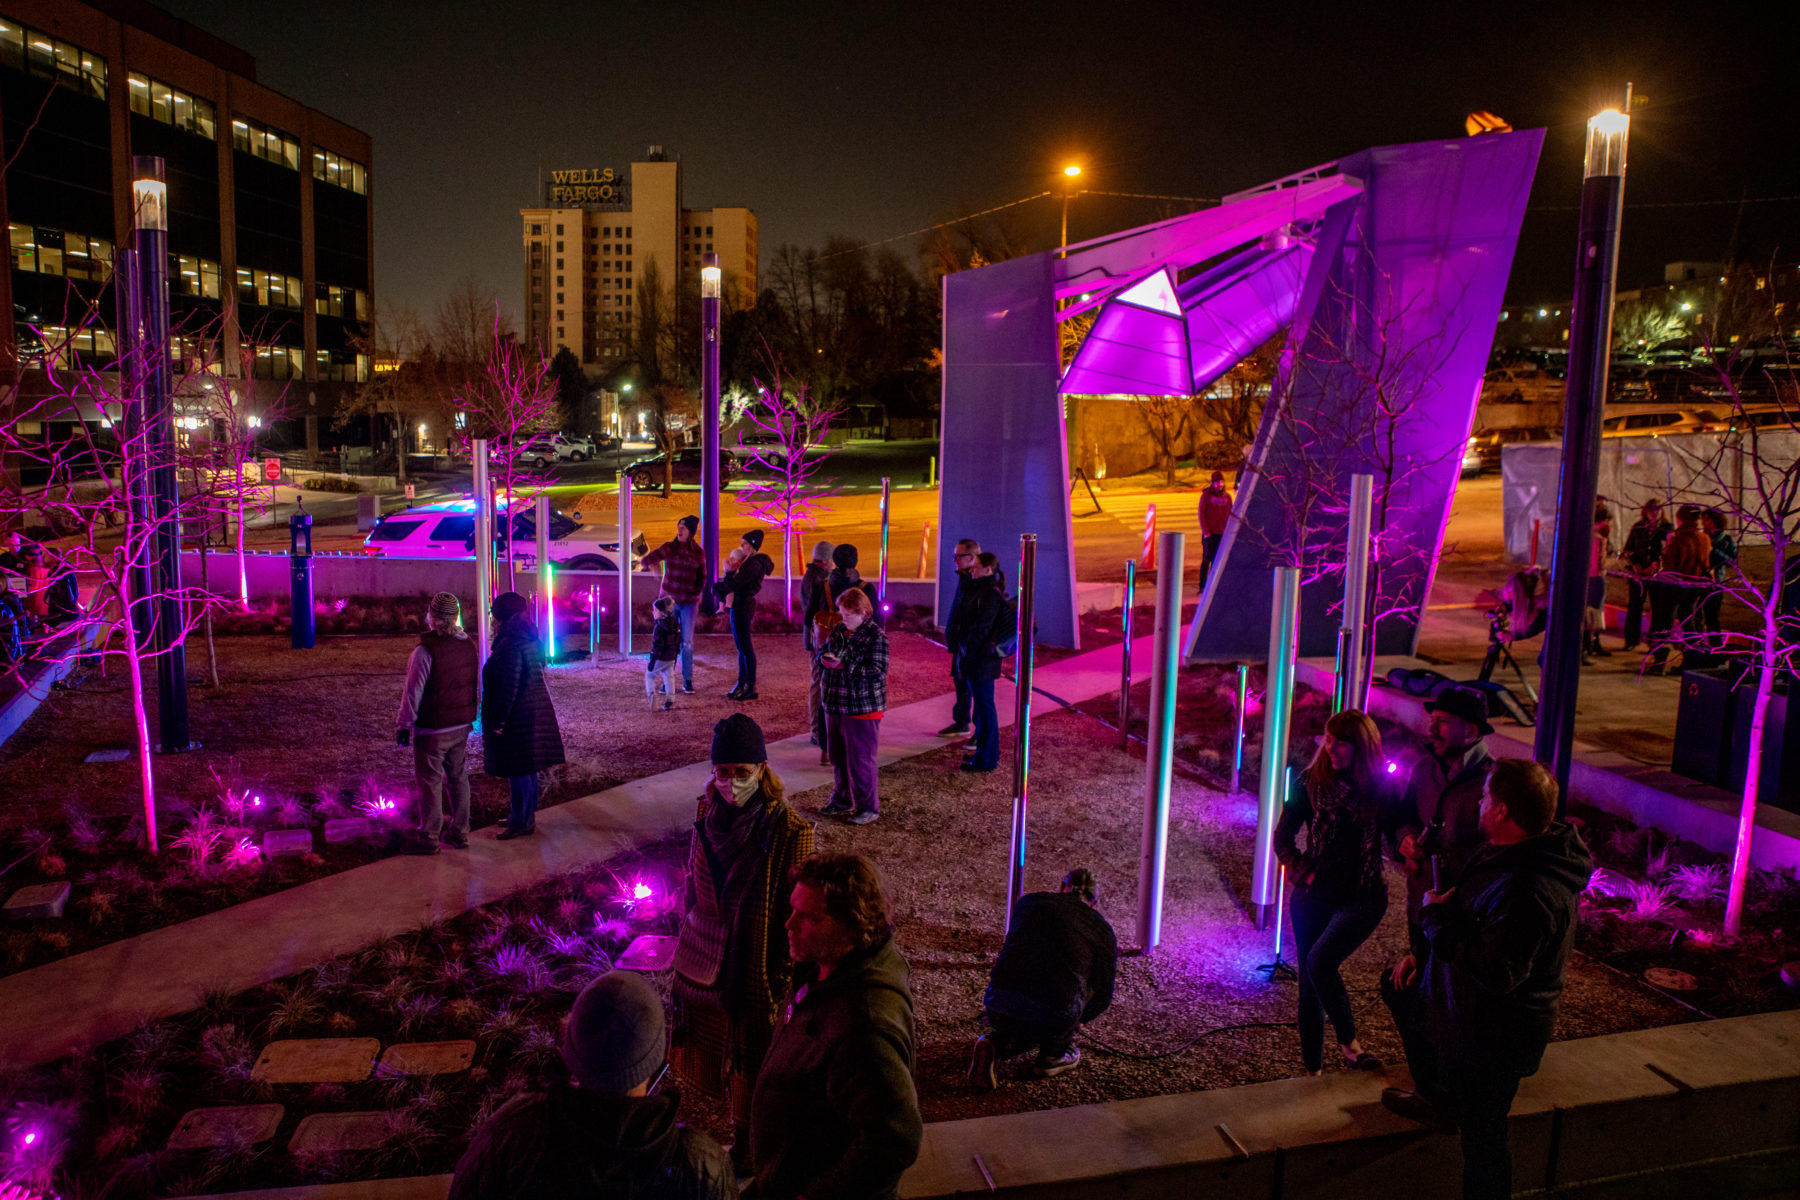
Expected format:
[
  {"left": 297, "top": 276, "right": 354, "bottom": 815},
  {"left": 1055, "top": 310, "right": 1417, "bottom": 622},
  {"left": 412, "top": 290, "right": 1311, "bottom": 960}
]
[
  {"left": 937, "top": 723, "right": 972, "bottom": 738},
  {"left": 399, "top": 837, "right": 440, "bottom": 856},
  {"left": 845, "top": 810, "right": 880, "bottom": 826},
  {"left": 681, "top": 682, "right": 694, "bottom": 694},
  {"left": 960, "top": 762, "right": 997, "bottom": 774},
  {"left": 441, "top": 830, "right": 469, "bottom": 850},
  {"left": 820, "top": 801, "right": 852, "bottom": 818},
  {"left": 662, "top": 700, "right": 674, "bottom": 711},
  {"left": 1380, "top": 1087, "right": 1458, "bottom": 1134},
  {"left": 967, "top": 1034, "right": 998, "bottom": 1091},
  {"left": 1033, "top": 1047, "right": 1080, "bottom": 1077},
  {"left": 736, "top": 690, "right": 759, "bottom": 701},
  {"left": 496, "top": 826, "right": 535, "bottom": 841}
]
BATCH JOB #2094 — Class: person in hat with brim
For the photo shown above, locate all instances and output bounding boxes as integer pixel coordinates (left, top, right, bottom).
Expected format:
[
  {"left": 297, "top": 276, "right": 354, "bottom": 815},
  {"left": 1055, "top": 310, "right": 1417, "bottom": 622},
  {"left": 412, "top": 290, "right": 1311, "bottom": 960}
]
[
  {"left": 395, "top": 591, "right": 478, "bottom": 854},
  {"left": 670, "top": 713, "right": 814, "bottom": 1175},
  {"left": 1391, "top": 687, "right": 1496, "bottom": 937},
  {"left": 640, "top": 514, "right": 707, "bottom": 693},
  {"left": 450, "top": 971, "right": 736, "bottom": 1199}
]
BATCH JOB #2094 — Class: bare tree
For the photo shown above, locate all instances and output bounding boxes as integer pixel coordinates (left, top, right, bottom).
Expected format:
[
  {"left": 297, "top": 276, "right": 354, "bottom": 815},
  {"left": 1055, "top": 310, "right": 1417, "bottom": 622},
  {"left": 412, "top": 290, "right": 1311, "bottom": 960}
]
[
  {"left": 637, "top": 383, "right": 699, "bottom": 498},
  {"left": 1134, "top": 394, "right": 1197, "bottom": 487},
  {"left": 735, "top": 367, "right": 842, "bottom": 617}
]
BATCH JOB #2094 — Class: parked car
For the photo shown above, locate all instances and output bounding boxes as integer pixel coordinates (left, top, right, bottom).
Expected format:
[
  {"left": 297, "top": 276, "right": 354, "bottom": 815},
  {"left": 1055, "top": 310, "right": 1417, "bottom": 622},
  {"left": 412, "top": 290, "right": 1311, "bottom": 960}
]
[
  {"left": 1470, "top": 426, "right": 1555, "bottom": 473},
  {"left": 515, "top": 432, "right": 599, "bottom": 465},
  {"left": 626, "top": 447, "right": 740, "bottom": 491},
  {"left": 1461, "top": 437, "right": 1484, "bottom": 476},
  {"left": 1600, "top": 408, "right": 1725, "bottom": 438},
  {"left": 362, "top": 499, "right": 644, "bottom": 570}
]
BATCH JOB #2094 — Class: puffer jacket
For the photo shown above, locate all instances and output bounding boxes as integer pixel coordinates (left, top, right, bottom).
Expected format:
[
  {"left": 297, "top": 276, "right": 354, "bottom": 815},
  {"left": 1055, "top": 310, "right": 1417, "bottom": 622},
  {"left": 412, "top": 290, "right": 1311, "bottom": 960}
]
[
  {"left": 1417, "top": 821, "right": 1593, "bottom": 1075},
  {"left": 449, "top": 1084, "right": 735, "bottom": 1200},
  {"left": 950, "top": 574, "right": 1008, "bottom": 683},
  {"left": 481, "top": 613, "right": 567, "bottom": 777},
  {"left": 750, "top": 937, "right": 921, "bottom": 1200},
  {"left": 650, "top": 612, "right": 684, "bottom": 663}
]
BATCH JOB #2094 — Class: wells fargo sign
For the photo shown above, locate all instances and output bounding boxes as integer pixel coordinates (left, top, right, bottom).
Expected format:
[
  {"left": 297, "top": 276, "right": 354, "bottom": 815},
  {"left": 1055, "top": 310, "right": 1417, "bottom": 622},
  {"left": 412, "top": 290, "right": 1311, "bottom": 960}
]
[{"left": 545, "top": 167, "right": 627, "bottom": 208}]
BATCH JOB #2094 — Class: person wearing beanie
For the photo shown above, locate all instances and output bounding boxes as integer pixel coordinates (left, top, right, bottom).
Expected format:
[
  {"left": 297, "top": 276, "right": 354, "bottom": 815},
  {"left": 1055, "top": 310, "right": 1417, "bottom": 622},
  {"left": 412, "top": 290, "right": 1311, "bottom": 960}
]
[
  {"left": 1198, "top": 472, "right": 1233, "bottom": 589},
  {"left": 646, "top": 597, "right": 681, "bottom": 711},
  {"left": 968, "top": 866, "right": 1117, "bottom": 1090},
  {"left": 799, "top": 541, "right": 836, "bottom": 761},
  {"left": 394, "top": 592, "right": 478, "bottom": 854},
  {"left": 640, "top": 515, "right": 707, "bottom": 692},
  {"left": 450, "top": 971, "right": 735, "bottom": 1199},
  {"left": 828, "top": 543, "right": 875, "bottom": 620},
  {"left": 671, "top": 713, "right": 814, "bottom": 1176},
  {"left": 713, "top": 530, "right": 774, "bottom": 700},
  {"left": 482, "top": 591, "right": 566, "bottom": 839}
]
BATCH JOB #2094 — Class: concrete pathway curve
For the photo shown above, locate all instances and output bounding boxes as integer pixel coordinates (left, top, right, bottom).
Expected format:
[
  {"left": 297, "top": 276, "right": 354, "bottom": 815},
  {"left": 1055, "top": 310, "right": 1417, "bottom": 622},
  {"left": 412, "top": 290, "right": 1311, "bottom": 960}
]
[{"left": 0, "top": 634, "right": 1154, "bottom": 1068}]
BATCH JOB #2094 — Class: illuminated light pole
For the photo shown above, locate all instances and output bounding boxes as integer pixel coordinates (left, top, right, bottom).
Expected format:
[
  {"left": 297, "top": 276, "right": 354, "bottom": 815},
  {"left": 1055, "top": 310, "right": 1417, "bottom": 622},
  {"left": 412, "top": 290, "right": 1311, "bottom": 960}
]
[
  {"left": 1138, "top": 531, "right": 1184, "bottom": 953},
  {"left": 700, "top": 253, "right": 722, "bottom": 601},
  {"left": 133, "top": 157, "right": 191, "bottom": 753},
  {"left": 1005, "top": 533, "right": 1038, "bottom": 928},
  {"left": 618, "top": 470, "right": 633, "bottom": 657},
  {"left": 1059, "top": 164, "right": 1082, "bottom": 255},
  {"left": 535, "top": 495, "right": 553, "bottom": 658},
  {"left": 1252, "top": 567, "right": 1301, "bottom": 929},
  {"left": 1340, "top": 473, "right": 1374, "bottom": 711},
  {"left": 1118, "top": 560, "right": 1136, "bottom": 750},
  {"left": 473, "top": 438, "right": 492, "bottom": 666},
  {"left": 1536, "top": 97, "right": 1631, "bottom": 811},
  {"left": 878, "top": 476, "right": 891, "bottom": 612}
]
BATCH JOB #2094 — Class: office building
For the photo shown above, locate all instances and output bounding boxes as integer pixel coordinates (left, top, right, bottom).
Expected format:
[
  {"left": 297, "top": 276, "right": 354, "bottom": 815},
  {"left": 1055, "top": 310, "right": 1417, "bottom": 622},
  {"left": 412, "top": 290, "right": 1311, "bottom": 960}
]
[{"left": 519, "top": 147, "right": 757, "bottom": 364}]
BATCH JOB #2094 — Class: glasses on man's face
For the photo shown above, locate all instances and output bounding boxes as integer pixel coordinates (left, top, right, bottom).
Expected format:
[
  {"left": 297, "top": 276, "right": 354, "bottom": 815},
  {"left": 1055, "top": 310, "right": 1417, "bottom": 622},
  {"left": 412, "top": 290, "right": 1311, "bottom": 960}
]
[
  {"left": 712, "top": 765, "right": 758, "bottom": 782},
  {"left": 953, "top": 553, "right": 975, "bottom": 562}
]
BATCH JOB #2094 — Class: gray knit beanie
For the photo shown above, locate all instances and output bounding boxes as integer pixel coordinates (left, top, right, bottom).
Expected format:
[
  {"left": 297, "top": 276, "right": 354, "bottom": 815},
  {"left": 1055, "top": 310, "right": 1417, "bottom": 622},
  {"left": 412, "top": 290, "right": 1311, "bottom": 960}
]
[
  {"left": 812, "top": 540, "right": 834, "bottom": 565},
  {"left": 561, "top": 971, "right": 666, "bottom": 1093}
]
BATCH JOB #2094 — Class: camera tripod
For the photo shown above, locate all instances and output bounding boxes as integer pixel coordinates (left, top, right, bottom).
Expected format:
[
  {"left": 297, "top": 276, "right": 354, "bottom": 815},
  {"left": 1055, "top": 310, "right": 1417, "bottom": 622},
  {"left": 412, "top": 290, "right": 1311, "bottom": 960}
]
[{"left": 1478, "top": 623, "right": 1539, "bottom": 723}]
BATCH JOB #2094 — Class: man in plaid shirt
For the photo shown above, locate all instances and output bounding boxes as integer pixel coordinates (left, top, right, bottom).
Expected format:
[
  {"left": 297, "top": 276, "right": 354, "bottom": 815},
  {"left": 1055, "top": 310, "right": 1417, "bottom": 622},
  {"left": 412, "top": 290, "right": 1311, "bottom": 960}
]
[
  {"left": 818, "top": 589, "right": 889, "bottom": 825},
  {"left": 640, "top": 514, "right": 707, "bottom": 691}
]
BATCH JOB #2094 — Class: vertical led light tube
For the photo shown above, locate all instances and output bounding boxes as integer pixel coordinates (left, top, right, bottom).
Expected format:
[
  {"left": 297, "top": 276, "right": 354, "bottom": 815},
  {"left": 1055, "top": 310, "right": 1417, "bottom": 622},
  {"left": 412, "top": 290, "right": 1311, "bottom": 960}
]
[
  {"left": 1118, "top": 560, "right": 1136, "bottom": 750},
  {"left": 618, "top": 471, "right": 633, "bottom": 657},
  {"left": 1230, "top": 663, "right": 1248, "bottom": 794},
  {"left": 473, "top": 439, "right": 492, "bottom": 667},
  {"left": 1005, "top": 534, "right": 1038, "bottom": 928},
  {"left": 1137, "top": 531, "right": 1185, "bottom": 953},
  {"left": 1341, "top": 473, "right": 1374, "bottom": 710},
  {"left": 1251, "top": 566, "right": 1301, "bottom": 929},
  {"left": 878, "top": 476, "right": 891, "bottom": 611},
  {"left": 535, "top": 495, "right": 552, "bottom": 656},
  {"left": 700, "top": 253, "right": 722, "bottom": 600}
]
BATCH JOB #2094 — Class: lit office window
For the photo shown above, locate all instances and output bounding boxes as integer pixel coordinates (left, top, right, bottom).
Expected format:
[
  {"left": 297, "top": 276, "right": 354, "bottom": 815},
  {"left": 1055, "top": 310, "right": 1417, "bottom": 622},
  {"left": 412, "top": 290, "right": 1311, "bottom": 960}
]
[
  {"left": 0, "top": 20, "right": 107, "bottom": 98},
  {"left": 9, "top": 223, "right": 113, "bottom": 281},
  {"left": 236, "top": 266, "right": 304, "bottom": 309},
  {"left": 312, "top": 148, "right": 369, "bottom": 195},
  {"left": 127, "top": 72, "right": 216, "bottom": 138},
  {"left": 171, "top": 254, "right": 223, "bottom": 299},
  {"left": 231, "top": 116, "right": 301, "bottom": 169}
]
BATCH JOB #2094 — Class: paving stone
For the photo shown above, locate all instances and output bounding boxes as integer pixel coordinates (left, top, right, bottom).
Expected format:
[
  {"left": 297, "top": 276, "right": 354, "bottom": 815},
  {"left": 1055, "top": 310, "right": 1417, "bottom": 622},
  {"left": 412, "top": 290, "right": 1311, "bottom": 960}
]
[
  {"left": 4, "top": 882, "right": 70, "bottom": 921},
  {"left": 378, "top": 1040, "right": 475, "bottom": 1076},
  {"left": 166, "top": 1103, "right": 284, "bottom": 1150},
  {"left": 287, "top": 1110, "right": 399, "bottom": 1154},
  {"left": 323, "top": 817, "right": 374, "bottom": 843},
  {"left": 617, "top": 933, "right": 678, "bottom": 972},
  {"left": 262, "top": 828, "right": 314, "bottom": 858},
  {"left": 83, "top": 748, "right": 130, "bottom": 763},
  {"left": 251, "top": 1037, "right": 380, "bottom": 1083}
]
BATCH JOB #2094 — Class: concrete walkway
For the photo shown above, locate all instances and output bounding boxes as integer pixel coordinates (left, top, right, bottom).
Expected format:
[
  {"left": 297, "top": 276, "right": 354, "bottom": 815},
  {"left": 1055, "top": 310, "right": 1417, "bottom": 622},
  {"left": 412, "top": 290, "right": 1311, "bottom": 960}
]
[{"left": 0, "top": 635, "right": 1154, "bottom": 1068}]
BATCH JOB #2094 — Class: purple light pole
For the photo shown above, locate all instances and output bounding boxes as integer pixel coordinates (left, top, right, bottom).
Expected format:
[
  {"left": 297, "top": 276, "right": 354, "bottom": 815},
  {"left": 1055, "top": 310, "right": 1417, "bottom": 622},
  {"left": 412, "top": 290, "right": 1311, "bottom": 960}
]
[
  {"left": 1535, "top": 98, "right": 1631, "bottom": 808},
  {"left": 132, "top": 157, "right": 191, "bottom": 753},
  {"left": 700, "top": 252, "right": 722, "bottom": 597}
]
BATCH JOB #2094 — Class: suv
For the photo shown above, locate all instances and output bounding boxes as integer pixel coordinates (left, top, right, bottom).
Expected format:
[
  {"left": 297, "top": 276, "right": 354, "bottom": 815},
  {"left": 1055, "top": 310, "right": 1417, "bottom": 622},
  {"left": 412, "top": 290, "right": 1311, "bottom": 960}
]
[
  {"left": 1600, "top": 409, "right": 1724, "bottom": 438},
  {"left": 516, "top": 433, "right": 598, "bottom": 465},
  {"left": 627, "top": 447, "right": 740, "bottom": 491},
  {"left": 362, "top": 499, "right": 643, "bottom": 570}
]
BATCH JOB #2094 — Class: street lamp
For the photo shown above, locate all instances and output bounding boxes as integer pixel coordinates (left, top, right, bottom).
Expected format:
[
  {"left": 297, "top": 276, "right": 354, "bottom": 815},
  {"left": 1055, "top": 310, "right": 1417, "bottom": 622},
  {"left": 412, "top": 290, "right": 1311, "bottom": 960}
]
[
  {"left": 1060, "top": 165, "right": 1082, "bottom": 257},
  {"left": 700, "top": 252, "right": 722, "bottom": 601}
]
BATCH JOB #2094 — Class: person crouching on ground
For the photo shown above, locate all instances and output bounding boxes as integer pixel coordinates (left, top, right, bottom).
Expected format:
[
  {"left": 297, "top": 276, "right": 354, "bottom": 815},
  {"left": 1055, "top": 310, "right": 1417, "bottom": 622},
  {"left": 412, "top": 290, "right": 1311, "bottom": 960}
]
[
  {"left": 818, "top": 587, "right": 889, "bottom": 826},
  {"left": 1380, "top": 759, "right": 1592, "bottom": 1200},
  {"left": 646, "top": 596, "right": 682, "bottom": 711},
  {"left": 482, "top": 590, "right": 566, "bottom": 839},
  {"left": 1275, "top": 709, "right": 1390, "bottom": 1074},
  {"left": 670, "top": 713, "right": 814, "bottom": 1178},
  {"left": 449, "top": 970, "right": 735, "bottom": 1199},
  {"left": 751, "top": 853, "right": 921, "bottom": 1200},
  {"left": 968, "top": 867, "right": 1117, "bottom": 1089},
  {"left": 395, "top": 591, "right": 478, "bottom": 855}
]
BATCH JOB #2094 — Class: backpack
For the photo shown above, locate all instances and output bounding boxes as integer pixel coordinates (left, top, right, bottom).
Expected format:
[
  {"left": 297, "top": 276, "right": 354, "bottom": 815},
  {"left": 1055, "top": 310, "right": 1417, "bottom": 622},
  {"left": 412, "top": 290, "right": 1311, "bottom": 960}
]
[{"left": 811, "top": 577, "right": 841, "bottom": 640}]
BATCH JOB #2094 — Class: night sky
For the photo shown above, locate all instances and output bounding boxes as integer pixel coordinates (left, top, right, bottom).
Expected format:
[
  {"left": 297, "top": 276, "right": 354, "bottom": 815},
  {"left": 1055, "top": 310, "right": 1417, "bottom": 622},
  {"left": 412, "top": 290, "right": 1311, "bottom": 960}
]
[{"left": 157, "top": 0, "right": 1798, "bottom": 324}]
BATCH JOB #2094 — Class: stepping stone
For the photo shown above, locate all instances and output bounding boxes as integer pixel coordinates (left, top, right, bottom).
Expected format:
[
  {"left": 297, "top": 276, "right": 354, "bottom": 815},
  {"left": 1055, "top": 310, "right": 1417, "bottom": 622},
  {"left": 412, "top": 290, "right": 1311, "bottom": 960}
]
[
  {"left": 617, "top": 933, "right": 678, "bottom": 972},
  {"left": 251, "top": 1037, "right": 380, "bottom": 1083},
  {"left": 166, "top": 1103, "right": 284, "bottom": 1150},
  {"left": 378, "top": 1040, "right": 475, "bottom": 1076},
  {"left": 1646, "top": 967, "right": 1699, "bottom": 991},
  {"left": 287, "top": 1110, "right": 398, "bottom": 1154},
  {"left": 83, "top": 748, "right": 130, "bottom": 763},
  {"left": 323, "top": 817, "right": 373, "bottom": 843},
  {"left": 262, "top": 829, "right": 313, "bottom": 858},
  {"left": 4, "top": 882, "right": 71, "bottom": 921}
]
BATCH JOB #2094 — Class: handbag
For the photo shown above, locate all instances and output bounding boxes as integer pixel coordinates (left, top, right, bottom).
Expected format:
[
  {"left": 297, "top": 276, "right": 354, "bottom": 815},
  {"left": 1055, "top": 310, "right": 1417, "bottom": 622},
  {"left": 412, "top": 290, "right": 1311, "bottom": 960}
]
[
  {"left": 811, "top": 576, "right": 841, "bottom": 640},
  {"left": 671, "top": 908, "right": 731, "bottom": 992}
]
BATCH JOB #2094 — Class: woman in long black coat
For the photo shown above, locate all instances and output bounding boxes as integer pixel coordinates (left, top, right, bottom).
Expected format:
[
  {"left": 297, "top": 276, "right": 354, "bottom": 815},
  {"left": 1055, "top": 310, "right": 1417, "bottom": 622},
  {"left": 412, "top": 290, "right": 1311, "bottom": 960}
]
[{"left": 482, "top": 591, "right": 566, "bottom": 839}]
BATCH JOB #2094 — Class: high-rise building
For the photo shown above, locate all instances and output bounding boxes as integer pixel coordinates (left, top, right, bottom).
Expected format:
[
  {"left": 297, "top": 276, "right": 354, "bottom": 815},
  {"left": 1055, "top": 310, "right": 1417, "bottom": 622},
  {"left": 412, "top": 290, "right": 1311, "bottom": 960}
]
[
  {"left": 0, "top": 0, "right": 373, "bottom": 451},
  {"left": 519, "top": 147, "right": 757, "bottom": 364}
]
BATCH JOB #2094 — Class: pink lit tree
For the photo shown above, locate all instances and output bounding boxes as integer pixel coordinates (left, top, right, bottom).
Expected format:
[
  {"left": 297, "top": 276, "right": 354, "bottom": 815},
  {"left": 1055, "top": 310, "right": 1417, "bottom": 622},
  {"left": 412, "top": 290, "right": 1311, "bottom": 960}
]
[{"left": 734, "top": 370, "right": 841, "bottom": 618}]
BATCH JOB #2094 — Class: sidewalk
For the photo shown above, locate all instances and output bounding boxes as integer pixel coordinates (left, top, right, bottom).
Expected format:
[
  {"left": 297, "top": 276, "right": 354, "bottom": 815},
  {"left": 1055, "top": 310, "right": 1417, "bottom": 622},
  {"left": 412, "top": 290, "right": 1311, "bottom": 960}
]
[{"left": 0, "top": 634, "right": 1154, "bottom": 1069}]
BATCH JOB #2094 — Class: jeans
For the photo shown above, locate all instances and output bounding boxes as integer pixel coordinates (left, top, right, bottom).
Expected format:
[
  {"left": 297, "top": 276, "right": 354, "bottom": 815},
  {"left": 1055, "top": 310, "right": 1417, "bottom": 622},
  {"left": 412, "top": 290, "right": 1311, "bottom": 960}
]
[
  {"left": 730, "top": 597, "right": 757, "bottom": 690},
  {"left": 645, "top": 658, "right": 676, "bottom": 701},
  {"left": 1199, "top": 533, "right": 1223, "bottom": 590},
  {"left": 412, "top": 726, "right": 471, "bottom": 845},
  {"left": 1625, "top": 576, "right": 1656, "bottom": 648},
  {"left": 1381, "top": 971, "right": 1523, "bottom": 1200},
  {"left": 672, "top": 601, "right": 696, "bottom": 687},
  {"left": 968, "top": 676, "right": 999, "bottom": 769},
  {"left": 507, "top": 773, "right": 540, "bottom": 832},
  {"left": 951, "top": 667, "right": 972, "bottom": 728},
  {"left": 808, "top": 659, "right": 827, "bottom": 746},
  {"left": 827, "top": 713, "right": 881, "bottom": 814},
  {"left": 1290, "top": 885, "right": 1388, "bottom": 1072},
  {"left": 985, "top": 1010, "right": 1076, "bottom": 1061},
  {"left": 1652, "top": 582, "right": 1705, "bottom": 664}
]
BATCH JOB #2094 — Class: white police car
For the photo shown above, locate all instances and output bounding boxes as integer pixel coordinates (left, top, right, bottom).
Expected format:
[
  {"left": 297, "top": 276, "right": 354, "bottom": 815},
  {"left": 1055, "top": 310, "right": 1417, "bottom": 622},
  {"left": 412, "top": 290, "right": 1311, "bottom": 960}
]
[{"left": 362, "top": 498, "right": 644, "bottom": 570}]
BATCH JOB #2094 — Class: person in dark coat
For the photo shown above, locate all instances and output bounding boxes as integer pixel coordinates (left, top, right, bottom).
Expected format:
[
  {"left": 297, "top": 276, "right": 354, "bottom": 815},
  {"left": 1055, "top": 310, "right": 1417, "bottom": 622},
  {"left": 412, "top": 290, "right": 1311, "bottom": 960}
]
[
  {"left": 450, "top": 970, "right": 736, "bottom": 1200},
  {"left": 482, "top": 590, "right": 566, "bottom": 838},
  {"left": 1276, "top": 709, "right": 1390, "bottom": 1075},
  {"left": 1391, "top": 688, "right": 1495, "bottom": 939},
  {"left": 937, "top": 538, "right": 981, "bottom": 738},
  {"left": 951, "top": 553, "right": 1009, "bottom": 773},
  {"left": 647, "top": 596, "right": 683, "bottom": 711},
  {"left": 1381, "top": 759, "right": 1593, "bottom": 1200},
  {"left": 714, "top": 530, "right": 774, "bottom": 700},
  {"left": 967, "top": 867, "right": 1117, "bottom": 1089},
  {"left": 1621, "top": 498, "right": 1671, "bottom": 650},
  {"left": 751, "top": 853, "right": 921, "bottom": 1200},
  {"left": 800, "top": 541, "right": 835, "bottom": 756}
]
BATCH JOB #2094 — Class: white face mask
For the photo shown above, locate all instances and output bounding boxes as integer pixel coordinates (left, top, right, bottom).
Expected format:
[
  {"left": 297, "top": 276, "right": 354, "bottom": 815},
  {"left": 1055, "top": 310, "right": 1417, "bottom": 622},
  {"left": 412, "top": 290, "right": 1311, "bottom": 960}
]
[
  {"left": 727, "top": 768, "right": 762, "bottom": 807},
  {"left": 842, "top": 612, "right": 864, "bottom": 631}
]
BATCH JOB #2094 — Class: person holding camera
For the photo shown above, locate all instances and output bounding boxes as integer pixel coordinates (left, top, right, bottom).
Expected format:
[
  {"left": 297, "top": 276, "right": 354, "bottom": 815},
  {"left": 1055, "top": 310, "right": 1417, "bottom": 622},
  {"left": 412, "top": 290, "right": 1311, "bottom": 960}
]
[{"left": 1392, "top": 689, "right": 1495, "bottom": 936}]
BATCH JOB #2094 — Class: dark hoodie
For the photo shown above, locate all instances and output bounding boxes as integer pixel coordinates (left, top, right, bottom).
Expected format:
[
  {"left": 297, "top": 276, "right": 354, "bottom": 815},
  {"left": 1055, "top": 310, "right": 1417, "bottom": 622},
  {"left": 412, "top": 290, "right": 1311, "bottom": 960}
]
[
  {"left": 1417, "top": 821, "right": 1594, "bottom": 1075},
  {"left": 750, "top": 937, "right": 921, "bottom": 1200},
  {"left": 716, "top": 552, "right": 775, "bottom": 605},
  {"left": 449, "top": 1084, "right": 735, "bottom": 1200}
]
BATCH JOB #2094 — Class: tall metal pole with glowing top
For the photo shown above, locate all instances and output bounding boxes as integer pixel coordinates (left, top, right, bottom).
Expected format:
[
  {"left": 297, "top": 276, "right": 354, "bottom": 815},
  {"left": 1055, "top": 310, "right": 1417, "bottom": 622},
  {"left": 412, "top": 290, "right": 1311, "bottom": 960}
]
[
  {"left": 133, "top": 157, "right": 191, "bottom": 753},
  {"left": 700, "top": 252, "right": 723, "bottom": 597},
  {"left": 1535, "top": 97, "right": 1631, "bottom": 810}
]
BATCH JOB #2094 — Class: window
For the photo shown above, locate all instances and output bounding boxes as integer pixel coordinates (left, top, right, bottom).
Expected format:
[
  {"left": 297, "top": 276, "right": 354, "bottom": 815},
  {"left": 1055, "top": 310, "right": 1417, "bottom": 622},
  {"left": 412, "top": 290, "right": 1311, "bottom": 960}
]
[
  {"left": 707, "top": 226, "right": 713, "bottom": 236},
  {"left": 250, "top": 345, "right": 304, "bottom": 380},
  {"left": 128, "top": 73, "right": 216, "bottom": 138},
  {"left": 0, "top": 20, "right": 107, "bottom": 98},
  {"left": 315, "top": 283, "right": 368, "bottom": 319},
  {"left": 369, "top": 519, "right": 424, "bottom": 544},
  {"left": 10, "top": 223, "right": 113, "bottom": 282},
  {"left": 25, "top": 324, "right": 117, "bottom": 370},
  {"left": 556, "top": 293, "right": 564, "bottom": 304},
  {"left": 173, "top": 254, "right": 222, "bottom": 298},
  {"left": 556, "top": 310, "right": 564, "bottom": 321},
  {"left": 430, "top": 515, "right": 475, "bottom": 542},
  {"left": 556, "top": 224, "right": 564, "bottom": 235},
  {"left": 311, "top": 148, "right": 369, "bottom": 195},
  {"left": 529, "top": 223, "right": 542, "bottom": 235},
  {"left": 236, "top": 266, "right": 304, "bottom": 309},
  {"left": 706, "top": 243, "right": 712, "bottom": 252},
  {"left": 231, "top": 116, "right": 300, "bottom": 169},
  {"left": 556, "top": 259, "right": 563, "bottom": 269}
]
